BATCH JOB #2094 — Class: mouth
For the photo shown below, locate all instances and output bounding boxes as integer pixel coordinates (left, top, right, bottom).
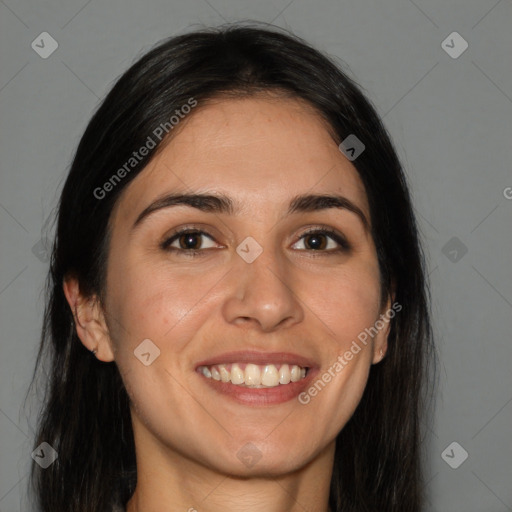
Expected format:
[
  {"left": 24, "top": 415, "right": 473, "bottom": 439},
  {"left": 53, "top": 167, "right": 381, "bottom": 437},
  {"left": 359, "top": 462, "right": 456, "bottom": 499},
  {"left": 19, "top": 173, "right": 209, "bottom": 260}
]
[
  {"left": 197, "top": 362, "right": 308, "bottom": 387},
  {"left": 195, "top": 351, "right": 318, "bottom": 405}
]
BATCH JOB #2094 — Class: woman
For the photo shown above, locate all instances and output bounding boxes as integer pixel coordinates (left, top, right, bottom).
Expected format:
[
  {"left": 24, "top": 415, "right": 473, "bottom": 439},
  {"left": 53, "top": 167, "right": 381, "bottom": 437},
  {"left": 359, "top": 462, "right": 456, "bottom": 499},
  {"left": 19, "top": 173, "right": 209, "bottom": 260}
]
[{"left": 25, "top": 21, "right": 436, "bottom": 512}]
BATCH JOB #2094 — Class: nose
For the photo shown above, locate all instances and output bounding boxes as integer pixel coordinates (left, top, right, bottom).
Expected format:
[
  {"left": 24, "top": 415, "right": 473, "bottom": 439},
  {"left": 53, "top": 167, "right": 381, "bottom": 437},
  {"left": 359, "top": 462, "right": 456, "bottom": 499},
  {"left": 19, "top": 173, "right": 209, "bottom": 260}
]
[{"left": 221, "top": 244, "right": 305, "bottom": 333}]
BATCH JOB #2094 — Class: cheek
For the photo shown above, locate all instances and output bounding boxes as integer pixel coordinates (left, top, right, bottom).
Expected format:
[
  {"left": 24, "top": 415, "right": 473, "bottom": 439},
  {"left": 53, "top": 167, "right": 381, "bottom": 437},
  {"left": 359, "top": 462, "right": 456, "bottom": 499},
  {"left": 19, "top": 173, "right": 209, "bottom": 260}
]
[
  {"left": 298, "top": 270, "right": 381, "bottom": 439},
  {"left": 305, "top": 262, "right": 382, "bottom": 344},
  {"left": 106, "top": 255, "right": 227, "bottom": 356}
]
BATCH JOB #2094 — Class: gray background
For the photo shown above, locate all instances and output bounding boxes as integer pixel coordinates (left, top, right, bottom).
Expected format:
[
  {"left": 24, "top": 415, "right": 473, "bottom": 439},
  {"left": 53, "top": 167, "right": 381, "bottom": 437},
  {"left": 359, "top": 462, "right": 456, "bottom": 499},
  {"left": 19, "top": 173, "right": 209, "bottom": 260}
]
[{"left": 0, "top": 0, "right": 511, "bottom": 511}]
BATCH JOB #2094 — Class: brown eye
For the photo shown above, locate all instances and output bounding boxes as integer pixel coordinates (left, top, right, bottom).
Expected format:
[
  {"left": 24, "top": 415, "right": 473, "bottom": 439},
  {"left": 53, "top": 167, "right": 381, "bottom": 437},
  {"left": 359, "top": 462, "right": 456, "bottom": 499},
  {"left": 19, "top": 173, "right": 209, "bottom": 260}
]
[
  {"left": 177, "top": 232, "right": 203, "bottom": 250},
  {"left": 162, "top": 229, "right": 218, "bottom": 254},
  {"left": 292, "top": 228, "right": 350, "bottom": 252},
  {"left": 303, "top": 233, "right": 328, "bottom": 250}
]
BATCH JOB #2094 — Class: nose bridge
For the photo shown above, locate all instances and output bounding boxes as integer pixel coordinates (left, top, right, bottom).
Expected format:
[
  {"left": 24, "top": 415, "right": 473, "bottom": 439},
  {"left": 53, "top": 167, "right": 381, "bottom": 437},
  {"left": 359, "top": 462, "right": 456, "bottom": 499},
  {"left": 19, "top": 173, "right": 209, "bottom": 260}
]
[{"left": 221, "top": 238, "right": 304, "bottom": 331}]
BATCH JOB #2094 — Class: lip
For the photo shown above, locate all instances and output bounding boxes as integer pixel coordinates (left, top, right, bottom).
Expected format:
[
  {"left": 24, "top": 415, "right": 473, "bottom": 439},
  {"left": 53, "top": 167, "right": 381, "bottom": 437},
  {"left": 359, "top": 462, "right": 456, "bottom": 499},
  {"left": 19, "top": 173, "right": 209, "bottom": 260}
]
[{"left": 194, "top": 350, "right": 320, "bottom": 406}]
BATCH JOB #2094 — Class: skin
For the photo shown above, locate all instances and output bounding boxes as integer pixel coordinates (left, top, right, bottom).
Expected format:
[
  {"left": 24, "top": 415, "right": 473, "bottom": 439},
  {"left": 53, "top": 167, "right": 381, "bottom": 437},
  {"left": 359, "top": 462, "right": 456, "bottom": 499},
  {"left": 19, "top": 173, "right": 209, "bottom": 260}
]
[{"left": 64, "top": 95, "right": 392, "bottom": 512}]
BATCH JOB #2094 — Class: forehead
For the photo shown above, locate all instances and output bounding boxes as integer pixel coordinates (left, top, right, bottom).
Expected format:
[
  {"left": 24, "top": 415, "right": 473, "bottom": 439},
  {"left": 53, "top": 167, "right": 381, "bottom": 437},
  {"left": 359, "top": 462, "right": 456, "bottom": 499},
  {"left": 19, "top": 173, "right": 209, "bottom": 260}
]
[{"left": 112, "top": 96, "right": 370, "bottom": 224}]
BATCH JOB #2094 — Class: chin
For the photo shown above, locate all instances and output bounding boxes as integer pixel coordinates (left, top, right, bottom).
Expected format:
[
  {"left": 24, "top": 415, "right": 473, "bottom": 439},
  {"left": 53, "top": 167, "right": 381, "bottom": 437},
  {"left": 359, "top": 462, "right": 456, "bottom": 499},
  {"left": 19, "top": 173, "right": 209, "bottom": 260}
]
[{"left": 202, "top": 439, "right": 322, "bottom": 478}]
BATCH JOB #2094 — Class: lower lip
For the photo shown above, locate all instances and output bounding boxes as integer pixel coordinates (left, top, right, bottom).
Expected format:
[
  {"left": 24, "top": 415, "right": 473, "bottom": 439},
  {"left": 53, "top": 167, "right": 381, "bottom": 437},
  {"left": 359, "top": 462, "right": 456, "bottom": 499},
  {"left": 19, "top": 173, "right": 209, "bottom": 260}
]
[{"left": 196, "top": 368, "right": 319, "bottom": 406}]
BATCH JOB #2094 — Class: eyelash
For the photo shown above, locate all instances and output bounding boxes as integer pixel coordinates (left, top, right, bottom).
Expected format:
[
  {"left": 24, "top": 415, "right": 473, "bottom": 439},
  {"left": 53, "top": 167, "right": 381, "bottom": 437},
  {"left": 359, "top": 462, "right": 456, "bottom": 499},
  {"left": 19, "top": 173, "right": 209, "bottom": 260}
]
[{"left": 160, "top": 225, "right": 350, "bottom": 258}]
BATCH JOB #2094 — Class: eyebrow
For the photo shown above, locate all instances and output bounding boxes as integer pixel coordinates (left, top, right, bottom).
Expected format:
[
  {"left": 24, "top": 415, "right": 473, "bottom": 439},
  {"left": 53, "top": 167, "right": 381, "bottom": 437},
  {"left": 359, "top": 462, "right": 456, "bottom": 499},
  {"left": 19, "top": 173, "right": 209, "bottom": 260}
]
[{"left": 132, "top": 192, "right": 369, "bottom": 231}]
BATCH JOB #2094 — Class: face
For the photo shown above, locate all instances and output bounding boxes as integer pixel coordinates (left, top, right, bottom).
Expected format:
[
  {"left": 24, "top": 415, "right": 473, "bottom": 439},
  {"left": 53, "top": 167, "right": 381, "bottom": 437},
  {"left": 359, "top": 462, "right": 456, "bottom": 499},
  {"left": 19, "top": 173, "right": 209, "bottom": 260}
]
[{"left": 68, "top": 96, "right": 391, "bottom": 477}]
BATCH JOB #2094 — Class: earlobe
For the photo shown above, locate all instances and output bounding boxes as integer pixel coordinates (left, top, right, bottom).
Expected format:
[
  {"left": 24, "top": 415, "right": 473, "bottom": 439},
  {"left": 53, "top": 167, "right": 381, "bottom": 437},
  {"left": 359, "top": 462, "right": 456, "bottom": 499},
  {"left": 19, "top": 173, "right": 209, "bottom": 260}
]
[
  {"left": 373, "top": 345, "right": 387, "bottom": 364},
  {"left": 62, "top": 277, "right": 115, "bottom": 362},
  {"left": 372, "top": 290, "right": 394, "bottom": 364}
]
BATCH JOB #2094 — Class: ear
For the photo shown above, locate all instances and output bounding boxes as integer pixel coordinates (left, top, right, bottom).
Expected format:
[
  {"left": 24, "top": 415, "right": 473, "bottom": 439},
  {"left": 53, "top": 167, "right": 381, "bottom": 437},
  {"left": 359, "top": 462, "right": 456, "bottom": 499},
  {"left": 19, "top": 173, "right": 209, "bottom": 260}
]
[
  {"left": 63, "top": 276, "right": 115, "bottom": 362},
  {"left": 372, "top": 285, "right": 397, "bottom": 365}
]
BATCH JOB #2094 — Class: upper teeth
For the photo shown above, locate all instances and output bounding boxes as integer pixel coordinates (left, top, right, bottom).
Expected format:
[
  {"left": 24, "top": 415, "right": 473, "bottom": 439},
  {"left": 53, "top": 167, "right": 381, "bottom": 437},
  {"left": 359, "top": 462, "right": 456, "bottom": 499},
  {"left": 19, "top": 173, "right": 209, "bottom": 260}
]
[{"left": 198, "top": 363, "right": 307, "bottom": 388}]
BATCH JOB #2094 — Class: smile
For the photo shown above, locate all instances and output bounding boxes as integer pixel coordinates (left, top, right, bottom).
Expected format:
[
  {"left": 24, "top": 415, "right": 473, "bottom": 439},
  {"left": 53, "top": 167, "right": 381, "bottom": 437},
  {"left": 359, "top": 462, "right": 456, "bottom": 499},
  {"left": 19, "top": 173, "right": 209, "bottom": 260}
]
[{"left": 197, "top": 363, "right": 307, "bottom": 388}]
